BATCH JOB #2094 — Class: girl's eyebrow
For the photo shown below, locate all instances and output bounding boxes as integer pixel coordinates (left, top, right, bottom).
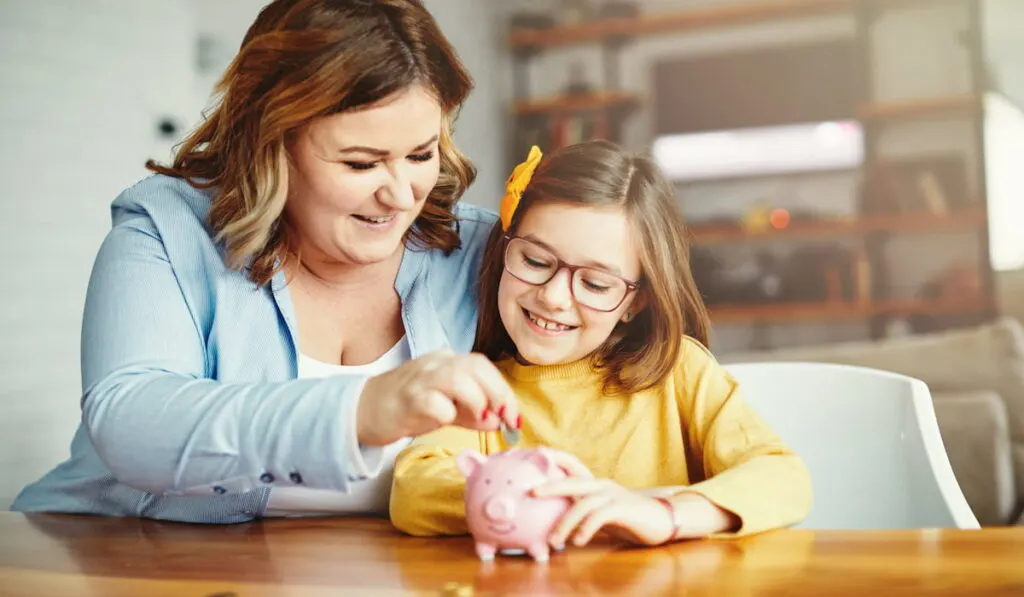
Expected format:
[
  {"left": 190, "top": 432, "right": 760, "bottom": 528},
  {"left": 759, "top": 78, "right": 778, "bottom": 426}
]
[{"left": 520, "top": 234, "right": 624, "bottom": 276}]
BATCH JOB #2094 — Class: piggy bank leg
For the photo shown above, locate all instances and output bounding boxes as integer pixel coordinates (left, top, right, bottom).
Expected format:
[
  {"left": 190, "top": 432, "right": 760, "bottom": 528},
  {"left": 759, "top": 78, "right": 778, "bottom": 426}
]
[
  {"left": 526, "top": 542, "right": 550, "bottom": 563},
  {"left": 475, "top": 542, "right": 497, "bottom": 562}
]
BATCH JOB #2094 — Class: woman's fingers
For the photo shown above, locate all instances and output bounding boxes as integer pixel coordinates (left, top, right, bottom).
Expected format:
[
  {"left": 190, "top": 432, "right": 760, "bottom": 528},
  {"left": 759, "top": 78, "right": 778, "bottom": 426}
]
[
  {"left": 429, "top": 353, "right": 517, "bottom": 431},
  {"left": 416, "top": 390, "right": 459, "bottom": 429},
  {"left": 446, "top": 363, "right": 490, "bottom": 420},
  {"left": 464, "top": 353, "right": 518, "bottom": 429},
  {"left": 358, "top": 349, "right": 521, "bottom": 442}
]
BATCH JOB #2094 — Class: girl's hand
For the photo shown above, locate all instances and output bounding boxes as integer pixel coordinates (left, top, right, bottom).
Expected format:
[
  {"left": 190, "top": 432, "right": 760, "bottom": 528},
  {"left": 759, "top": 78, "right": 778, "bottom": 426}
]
[
  {"left": 532, "top": 478, "right": 675, "bottom": 547},
  {"left": 534, "top": 479, "right": 742, "bottom": 547},
  {"left": 355, "top": 349, "right": 519, "bottom": 446},
  {"left": 541, "top": 448, "right": 595, "bottom": 479}
]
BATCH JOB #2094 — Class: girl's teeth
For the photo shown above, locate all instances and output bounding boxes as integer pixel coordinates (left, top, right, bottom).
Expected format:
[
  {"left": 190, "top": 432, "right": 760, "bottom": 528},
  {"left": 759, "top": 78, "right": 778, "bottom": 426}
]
[{"left": 527, "top": 311, "right": 572, "bottom": 331}]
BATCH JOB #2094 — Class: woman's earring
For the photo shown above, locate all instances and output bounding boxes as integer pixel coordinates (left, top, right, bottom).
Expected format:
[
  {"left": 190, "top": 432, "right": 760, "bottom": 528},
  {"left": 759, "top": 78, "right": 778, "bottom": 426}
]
[{"left": 622, "top": 312, "right": 633, "bottom": 322}]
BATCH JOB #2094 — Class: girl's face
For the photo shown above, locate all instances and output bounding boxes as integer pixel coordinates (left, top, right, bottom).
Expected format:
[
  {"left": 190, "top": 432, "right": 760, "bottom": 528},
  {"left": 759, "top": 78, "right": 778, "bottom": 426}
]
[
  {"left": 497, "top": 202, "right": 644, "bottom": 366},
  {"left": 285, "top": 84, "right": 442, "bottom": 268}
]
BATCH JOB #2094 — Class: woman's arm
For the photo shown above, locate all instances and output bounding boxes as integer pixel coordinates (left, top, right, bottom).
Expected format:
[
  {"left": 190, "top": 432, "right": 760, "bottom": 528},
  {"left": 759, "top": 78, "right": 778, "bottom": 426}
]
[
  {"left": 81, "top": 217, "right": 514, "bottom": 497},
  {"left": 389, "top": 425, "right": 484, "bottom": 536},
  {"left": 672, "top": 339, "right": 813, "bottom": 537},
  {"left": 80, "top": 219, "right": 372, "bottom": 496}
]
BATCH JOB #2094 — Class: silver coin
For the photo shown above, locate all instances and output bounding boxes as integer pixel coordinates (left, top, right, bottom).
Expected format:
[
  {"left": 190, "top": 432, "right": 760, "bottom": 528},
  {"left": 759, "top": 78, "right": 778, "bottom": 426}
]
[{"left": 501, "top": 423, "right": 520, "bottom": 447}]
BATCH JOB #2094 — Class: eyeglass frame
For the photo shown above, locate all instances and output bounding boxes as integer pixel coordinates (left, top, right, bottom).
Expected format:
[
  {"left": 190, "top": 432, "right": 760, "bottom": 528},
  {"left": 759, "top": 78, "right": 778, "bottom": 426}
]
[{"left": 501, "top": 234, "right": 641, "bottom": 313}]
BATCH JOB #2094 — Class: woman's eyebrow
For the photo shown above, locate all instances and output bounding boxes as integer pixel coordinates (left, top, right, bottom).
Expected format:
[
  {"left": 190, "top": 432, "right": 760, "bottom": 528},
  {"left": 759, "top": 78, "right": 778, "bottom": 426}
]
[{"left": 338, "top": 134, "right": 439, "bottom": 156}]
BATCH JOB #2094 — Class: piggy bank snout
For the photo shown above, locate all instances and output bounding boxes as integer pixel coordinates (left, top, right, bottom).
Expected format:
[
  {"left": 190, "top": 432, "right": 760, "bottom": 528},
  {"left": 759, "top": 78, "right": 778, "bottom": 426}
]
[{"left": 483, "top": 495, "right": 516, "bottom": 522}]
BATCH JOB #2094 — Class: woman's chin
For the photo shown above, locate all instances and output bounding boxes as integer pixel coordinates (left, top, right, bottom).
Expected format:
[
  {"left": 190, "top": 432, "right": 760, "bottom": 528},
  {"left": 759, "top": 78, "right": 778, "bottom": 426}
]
[{"left": 331, "top": 232, "right": 409, "bottom": 265}]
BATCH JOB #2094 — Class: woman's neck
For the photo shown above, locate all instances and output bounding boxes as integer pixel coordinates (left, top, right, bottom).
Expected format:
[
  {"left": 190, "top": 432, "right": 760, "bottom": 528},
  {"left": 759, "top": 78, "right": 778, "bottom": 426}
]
[{"left": 288, "top": 244, "right": 404, "bottom": 292}]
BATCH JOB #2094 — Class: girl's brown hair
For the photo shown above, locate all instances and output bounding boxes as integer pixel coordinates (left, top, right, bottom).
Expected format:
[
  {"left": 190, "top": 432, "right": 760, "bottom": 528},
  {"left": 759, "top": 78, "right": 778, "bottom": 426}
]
[
  {"left": 475, "top": 140, "right": 711, "bottom": 394},
  {"left": 147, "top": 0, "right": 476, "bottom": 286}
]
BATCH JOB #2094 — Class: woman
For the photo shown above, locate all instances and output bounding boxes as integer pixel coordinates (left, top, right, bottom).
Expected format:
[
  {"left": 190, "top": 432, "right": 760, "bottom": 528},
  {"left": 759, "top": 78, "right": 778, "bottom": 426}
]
[{"left": 11, "top": 0, "right": 519, "bottom": 523}]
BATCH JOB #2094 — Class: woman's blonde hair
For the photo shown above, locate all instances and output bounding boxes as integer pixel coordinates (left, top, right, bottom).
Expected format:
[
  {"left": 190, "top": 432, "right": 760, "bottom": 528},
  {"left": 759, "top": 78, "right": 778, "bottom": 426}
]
[
  {"left": 147, "top": 0, "right": 476, "bottom": 285},
  {"left": 475, "top": 140, "right": 711, "bottom": 394}
]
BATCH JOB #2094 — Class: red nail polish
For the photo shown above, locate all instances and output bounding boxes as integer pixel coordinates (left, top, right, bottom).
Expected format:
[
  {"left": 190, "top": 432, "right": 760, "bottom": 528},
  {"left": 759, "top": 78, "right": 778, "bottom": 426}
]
[
  {"left": 498, "top": 405, "right": 506, "bottom": 418},
  {"left": 516, "top": 414, "right": 522, "bottom": 429},
  {"left": 482, "top": 409, "right": 492, "bottom": 420}
]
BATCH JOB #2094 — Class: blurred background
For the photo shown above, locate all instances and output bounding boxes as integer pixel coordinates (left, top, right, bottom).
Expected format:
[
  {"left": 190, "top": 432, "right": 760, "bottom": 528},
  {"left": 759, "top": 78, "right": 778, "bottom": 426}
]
[{"left": 1, "top": 0, "right": 1023, "bottom": 517}]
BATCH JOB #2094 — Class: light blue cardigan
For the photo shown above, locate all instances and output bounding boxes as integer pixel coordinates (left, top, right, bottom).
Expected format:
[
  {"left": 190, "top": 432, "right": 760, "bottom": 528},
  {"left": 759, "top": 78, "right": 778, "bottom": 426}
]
[{"left": 12, "top": 174, "right": 496, "bottom": 523}]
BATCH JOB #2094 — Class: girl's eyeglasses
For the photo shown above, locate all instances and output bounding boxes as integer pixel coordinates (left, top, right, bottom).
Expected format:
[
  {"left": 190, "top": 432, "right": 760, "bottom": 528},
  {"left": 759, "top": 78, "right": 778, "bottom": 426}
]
[{"left": 502, "top": 235, "right": 640, "bottom": 313}]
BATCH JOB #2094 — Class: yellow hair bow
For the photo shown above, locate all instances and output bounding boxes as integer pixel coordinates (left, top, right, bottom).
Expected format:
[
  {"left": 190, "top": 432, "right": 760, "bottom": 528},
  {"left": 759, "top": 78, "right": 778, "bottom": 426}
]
[{"left": 499, "top": 145, "right": 543, "bottom": 231}]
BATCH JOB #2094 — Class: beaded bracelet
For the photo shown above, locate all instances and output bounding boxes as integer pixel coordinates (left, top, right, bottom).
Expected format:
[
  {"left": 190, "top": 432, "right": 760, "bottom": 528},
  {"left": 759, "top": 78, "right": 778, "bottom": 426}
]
[{"left": 654, "top": 496, "right": 683, "bottom": 543}]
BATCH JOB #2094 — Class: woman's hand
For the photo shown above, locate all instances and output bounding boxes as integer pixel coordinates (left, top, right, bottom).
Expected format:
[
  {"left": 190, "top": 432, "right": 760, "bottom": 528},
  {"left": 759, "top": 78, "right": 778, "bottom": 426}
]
[{"left": 355, "top": 349, "right": 519, "bottom": 446}]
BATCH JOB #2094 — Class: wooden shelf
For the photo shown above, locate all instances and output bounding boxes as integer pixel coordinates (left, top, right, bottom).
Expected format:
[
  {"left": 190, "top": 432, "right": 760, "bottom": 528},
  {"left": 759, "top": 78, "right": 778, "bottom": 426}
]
[
  {"left": 709, "top": 297, "right": 992, "bottom": 324},
  {"left": 507, "top": 0, "right": 854, "bottom": 49},
  {"left": 513, "top": 91, "right": 639, "bottom": 117},
  {"left": 689, "top": 208, "right": 986, "bottom": 245},
  {"left": 857, "top": 95, "right": 981, "bottom": 121}
]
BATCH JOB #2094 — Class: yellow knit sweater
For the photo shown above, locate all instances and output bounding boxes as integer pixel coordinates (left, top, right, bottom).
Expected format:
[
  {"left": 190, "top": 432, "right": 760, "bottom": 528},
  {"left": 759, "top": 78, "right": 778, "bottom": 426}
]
[{"left": 389, "top": 337, "right": 812, "bottom": 538}]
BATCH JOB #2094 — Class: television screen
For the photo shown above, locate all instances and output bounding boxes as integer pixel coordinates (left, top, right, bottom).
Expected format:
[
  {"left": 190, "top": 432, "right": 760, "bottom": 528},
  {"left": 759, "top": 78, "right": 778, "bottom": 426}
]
[{"left": 652, "top": 39, "right": 860, "bottom": 134}]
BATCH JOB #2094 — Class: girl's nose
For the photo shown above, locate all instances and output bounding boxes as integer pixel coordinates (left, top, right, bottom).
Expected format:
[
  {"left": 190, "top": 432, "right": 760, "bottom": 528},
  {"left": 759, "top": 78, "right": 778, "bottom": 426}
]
[{"left": 536, "top": 268, "right": 574, "bottom": 310}]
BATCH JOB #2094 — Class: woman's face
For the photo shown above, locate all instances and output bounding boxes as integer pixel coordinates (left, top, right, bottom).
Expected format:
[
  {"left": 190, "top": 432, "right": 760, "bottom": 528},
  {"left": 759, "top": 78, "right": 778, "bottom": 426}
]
[{"left": 286, "top": 84, "right": 442, "bottom": 269}]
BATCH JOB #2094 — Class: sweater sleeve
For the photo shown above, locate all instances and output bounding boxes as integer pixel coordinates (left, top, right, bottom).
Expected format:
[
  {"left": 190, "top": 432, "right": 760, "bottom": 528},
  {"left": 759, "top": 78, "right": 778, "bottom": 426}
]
[
  {"left": 389, "top": 425, "right": 486, "bottom": 536},
  {"left": 674, "top": 339, "right": 813, "bottom": 537}
]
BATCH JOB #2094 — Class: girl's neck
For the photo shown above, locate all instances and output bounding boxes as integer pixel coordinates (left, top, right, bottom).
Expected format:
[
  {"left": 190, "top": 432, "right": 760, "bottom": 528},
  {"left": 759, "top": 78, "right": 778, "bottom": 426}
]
[{"left": 502, "top": 354, "right": 598, "bottom": 382}]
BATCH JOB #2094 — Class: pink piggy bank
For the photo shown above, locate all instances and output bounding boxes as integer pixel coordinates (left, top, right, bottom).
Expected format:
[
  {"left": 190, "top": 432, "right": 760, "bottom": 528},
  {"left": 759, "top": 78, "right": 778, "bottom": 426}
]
[{"left": 456, "top": 448, "right": 571, "bottom": 562}]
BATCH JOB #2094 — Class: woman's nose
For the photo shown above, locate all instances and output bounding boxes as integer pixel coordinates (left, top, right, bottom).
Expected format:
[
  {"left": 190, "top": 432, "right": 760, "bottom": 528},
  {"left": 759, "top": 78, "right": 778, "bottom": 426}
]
[{"left": 377, "top": 166, "right": 416, "bottom": 210}]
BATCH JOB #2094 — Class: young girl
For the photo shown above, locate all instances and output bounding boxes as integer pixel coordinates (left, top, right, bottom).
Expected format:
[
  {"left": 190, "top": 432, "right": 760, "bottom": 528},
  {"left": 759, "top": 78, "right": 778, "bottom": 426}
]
[{"left": 389, "top": 140, "right": 812, "bottom": 548}]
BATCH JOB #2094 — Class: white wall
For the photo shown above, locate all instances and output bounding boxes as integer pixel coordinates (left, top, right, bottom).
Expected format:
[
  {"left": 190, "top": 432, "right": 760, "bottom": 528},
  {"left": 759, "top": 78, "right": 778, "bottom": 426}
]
[{"left": 0, "top": 0, "right": 200, "bottom": 508}]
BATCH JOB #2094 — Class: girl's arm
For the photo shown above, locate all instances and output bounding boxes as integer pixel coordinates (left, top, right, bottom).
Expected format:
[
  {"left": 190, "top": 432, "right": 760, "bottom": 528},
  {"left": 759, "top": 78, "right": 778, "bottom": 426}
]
[
  {"left": 389, "top": 425, "right": 484, "bottom": 536},
  {"left": 670, "top": 338, "right": 813, "bottom": 537}
]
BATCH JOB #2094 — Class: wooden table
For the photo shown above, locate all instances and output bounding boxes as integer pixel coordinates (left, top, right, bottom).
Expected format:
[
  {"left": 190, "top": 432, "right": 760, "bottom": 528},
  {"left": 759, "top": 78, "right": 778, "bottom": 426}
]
[{"left": 1, "top": 512, "right": 1023, "bottom": 596}]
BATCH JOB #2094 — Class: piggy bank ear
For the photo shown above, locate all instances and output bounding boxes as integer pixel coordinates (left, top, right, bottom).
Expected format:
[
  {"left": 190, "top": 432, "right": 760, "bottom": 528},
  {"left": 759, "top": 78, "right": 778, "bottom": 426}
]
[
  {"left": 525, "top": 448, "right": 557, "bottom": 476},
  {"left": 456, "top": 450, "right": 487, "bottom": 478}
]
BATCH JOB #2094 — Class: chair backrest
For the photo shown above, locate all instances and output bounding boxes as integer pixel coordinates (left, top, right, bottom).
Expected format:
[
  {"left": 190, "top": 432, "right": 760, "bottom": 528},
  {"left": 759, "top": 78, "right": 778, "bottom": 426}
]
[{"left": 724, "top": 361, "right": 979, "bottom": 530}]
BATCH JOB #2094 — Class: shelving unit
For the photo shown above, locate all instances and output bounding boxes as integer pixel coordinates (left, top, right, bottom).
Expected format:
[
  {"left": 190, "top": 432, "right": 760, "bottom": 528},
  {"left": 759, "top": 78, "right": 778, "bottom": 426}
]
[
  {"left": 504, "top": 0, "right": 1000, "bottom": 341},
  {"left": 507, "top": 0, "right": 854, "bottom": 49},
  {"left": 513, "top": 90, "right": 639, "bottom": 117},
  {"left": 689, "top": 207, "right": 986, "bottom": 245},
  {"left": 709, "top": 296, "right": 993, "bottom": 325}
]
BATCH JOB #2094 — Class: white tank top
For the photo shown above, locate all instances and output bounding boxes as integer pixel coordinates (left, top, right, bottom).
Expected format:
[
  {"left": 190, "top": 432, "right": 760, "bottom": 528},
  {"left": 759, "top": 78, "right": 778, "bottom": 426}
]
[{"left": 264, "top": 336, "right": 413, "bottom": 517}]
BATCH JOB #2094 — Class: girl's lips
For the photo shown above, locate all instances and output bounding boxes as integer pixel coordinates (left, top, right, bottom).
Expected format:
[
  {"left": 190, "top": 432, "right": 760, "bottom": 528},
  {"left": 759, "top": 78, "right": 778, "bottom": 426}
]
[{"left": 523, "top": 308, "right": 577, "bottom": 336}]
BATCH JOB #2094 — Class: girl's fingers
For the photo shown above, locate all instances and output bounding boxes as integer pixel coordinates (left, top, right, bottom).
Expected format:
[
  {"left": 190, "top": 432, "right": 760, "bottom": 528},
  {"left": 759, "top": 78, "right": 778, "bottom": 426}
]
[
  {"left": 549, "top": 493, "right": 612, "bottom": 547},
  {"left": 532, "top": 477, "right": 607, "bottom": 498},
  {"left": 572, "top": 506, "right": 618, "bottom": 546},
  {"left": 544, "top": 449, "right": 594, "bottom": 479}
]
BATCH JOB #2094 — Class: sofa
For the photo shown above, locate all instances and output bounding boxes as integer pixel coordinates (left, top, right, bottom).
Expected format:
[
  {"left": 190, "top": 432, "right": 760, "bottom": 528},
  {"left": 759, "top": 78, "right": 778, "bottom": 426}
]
[{"left": 719, "top": 316, "right": 1024, "bottom": 527}]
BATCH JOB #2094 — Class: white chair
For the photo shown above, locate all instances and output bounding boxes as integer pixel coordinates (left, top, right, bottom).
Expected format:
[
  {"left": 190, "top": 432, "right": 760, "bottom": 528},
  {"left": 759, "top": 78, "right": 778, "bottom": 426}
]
[{"left": 724, "top": 361, "right": 980, "bottom": 530}]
